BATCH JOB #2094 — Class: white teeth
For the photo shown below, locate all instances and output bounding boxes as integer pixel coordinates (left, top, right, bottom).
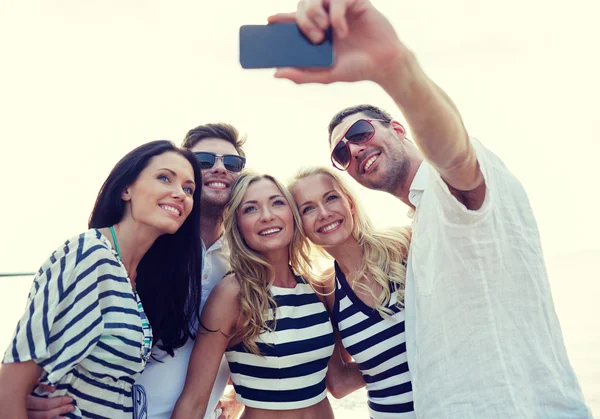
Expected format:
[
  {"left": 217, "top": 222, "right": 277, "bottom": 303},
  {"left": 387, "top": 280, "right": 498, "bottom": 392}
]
[
  {"left": 207, "top": 182, "right": 227, "bottom": 188},
  {"left": 259, "top": 228, "right": 282, "bottom": 236},
  {"left": 320, "top": 221, "right": 340, "bottom": 232},
  {"left": 160, "top": 205, "right": 181, "bottom": 216},
  {"left": 364, "top": 155, "right": 378, "bottom": 172}
]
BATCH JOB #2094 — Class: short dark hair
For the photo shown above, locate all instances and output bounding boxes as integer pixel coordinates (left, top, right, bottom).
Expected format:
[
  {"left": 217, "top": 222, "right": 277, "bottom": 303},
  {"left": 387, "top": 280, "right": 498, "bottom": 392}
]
[
  {"left": 328, "top": 104, "right": 394, "bottom": 144},
  {"left": 181, "top": 122, "right": 246, "bottom": 158},
  {"left": 88, "top": 140, "right": 203, "bottom": 356}
]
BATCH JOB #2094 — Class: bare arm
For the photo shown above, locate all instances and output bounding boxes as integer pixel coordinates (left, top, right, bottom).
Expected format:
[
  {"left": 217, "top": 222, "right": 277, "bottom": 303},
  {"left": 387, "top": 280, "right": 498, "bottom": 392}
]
[
  {"left": 313, "top": 271, "right": 365, "bottom": 398},
  {"left": 383, "top": 63, "right": 486, "bottom": 207},
  {"left": 0, "top": 361, "right": 42, "bottom": 419},
  {"left": 325, "top": 331, "right": 365, "bottom": 399},
  {"left": 270, "top": 0, "right": 486, "bottom": 209},
  {"left": 170, "top": 276, "right": 241, "bottom": 419}
]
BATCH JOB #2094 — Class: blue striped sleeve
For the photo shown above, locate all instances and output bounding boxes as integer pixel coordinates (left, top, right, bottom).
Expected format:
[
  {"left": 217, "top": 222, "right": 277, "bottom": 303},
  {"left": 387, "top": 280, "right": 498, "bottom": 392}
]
[{"left": 2, "top": 232, "right": 111, "bottom": 384}]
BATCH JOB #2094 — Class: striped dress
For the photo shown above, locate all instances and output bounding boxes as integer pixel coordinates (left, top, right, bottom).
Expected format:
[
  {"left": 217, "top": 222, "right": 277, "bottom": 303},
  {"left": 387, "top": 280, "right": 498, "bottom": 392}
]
[
  {"left": 2, "top": 229, "right": 153, "bottom": 419},
  {"left": 332, "top": 262, "right": 415, "bottom": 419},
  {"left": 225, "top": 275, "right": 335, "bottom": 410}
]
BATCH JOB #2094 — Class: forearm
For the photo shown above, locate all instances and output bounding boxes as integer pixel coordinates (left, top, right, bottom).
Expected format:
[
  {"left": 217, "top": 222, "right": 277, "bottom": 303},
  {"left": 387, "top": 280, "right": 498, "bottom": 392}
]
[
  {"left": 381, "top": 49, "right": 476, "bottom": 187},
  {"left": 0, "top": 362, "right": 39, "bottom": 419},
  {"left": 338, "top": 361, "right": 365, "bottom": 397},
  {"left": 0, "top": 391, "right": 27, "bottom": 419},
  {"left": 171, "top": 396, "right": 207, "bottom": 419},
  {"left": 327, "top": 360, "right": 365, "bottom": 399}
]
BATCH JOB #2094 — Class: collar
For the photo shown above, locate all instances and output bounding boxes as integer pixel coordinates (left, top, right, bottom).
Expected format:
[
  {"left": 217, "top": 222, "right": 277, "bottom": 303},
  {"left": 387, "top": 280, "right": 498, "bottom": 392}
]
[
  {"left": 407, "top": 162, "right": 429, "bottom": 218},
  {"left": 202, "top": 236, "right": 224, "bottom": 254}
]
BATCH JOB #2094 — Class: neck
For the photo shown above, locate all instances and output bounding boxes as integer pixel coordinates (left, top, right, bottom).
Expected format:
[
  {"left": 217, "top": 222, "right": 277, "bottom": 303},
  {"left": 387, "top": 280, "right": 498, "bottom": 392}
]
[
  {"left": 103, "top": 222, "right": 160, "bottom": 288},
  {"left": 263, "top": 248, "right": 296, "bottom": 288},
  {"left": 392, "top": 155, "right": 423, "bottom": 209},
  {"left": 323, "top": 236, "right": 363, "bottom": 286},
  {"left": 199, "top": 211, "right": 224, "bottom": 249}
]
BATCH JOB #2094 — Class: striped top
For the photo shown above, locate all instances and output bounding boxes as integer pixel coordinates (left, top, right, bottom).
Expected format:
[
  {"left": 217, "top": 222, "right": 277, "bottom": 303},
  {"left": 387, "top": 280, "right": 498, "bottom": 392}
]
[
  {"left": 2, "top": 229, "right": 152, "bottom": 419},
  {"left": 332, "top": 262, "right": 415, "bottom": 419},
  {"left": 225, "top": 275, "right": 335, "bottom": 410}
]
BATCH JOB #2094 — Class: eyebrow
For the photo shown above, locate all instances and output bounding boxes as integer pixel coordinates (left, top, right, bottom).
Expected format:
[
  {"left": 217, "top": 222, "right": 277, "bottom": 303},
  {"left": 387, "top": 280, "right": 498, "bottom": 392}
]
[
  {"left": 298, "top": 190, "right": 336, "bottom": 207},
  {"left": 241, "top": 194, "right": 285, "bottom": 206},
  {"left": 157, "top": 168, "right": 196, "bottom": 186}
]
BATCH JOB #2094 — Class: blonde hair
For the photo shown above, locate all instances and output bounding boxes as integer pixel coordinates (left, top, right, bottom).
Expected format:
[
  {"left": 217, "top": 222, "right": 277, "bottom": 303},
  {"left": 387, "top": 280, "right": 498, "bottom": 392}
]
[
  {"left": 223, "top": 171, "right": 312, "bottom": 355},
  {"left": 290, "top": 167, "right": 411, "bottom": 316}
]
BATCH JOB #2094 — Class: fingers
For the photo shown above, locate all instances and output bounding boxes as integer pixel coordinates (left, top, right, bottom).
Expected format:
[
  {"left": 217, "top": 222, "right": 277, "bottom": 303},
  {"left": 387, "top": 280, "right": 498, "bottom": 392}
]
[
  {"left": 274, "top": 67, "right": 335, "bottom": 85},
  {"left": 267, "top": 12, "right": 297, "bottom": 24},
  {"left": 297, "top": 0, "right": 330, "bottom": 43},
  {"left": 26, "top": 395, "right": 74, "bottom": 419},
  {"left": 329, "top": 0, "right": 350, "bottom": 38}
]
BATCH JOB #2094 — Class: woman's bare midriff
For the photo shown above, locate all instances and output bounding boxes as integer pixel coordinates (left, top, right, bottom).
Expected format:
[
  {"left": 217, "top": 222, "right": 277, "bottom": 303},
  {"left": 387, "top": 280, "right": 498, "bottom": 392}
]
[{"left": 240, "top": 397, "right": 334, "bottom": 419}]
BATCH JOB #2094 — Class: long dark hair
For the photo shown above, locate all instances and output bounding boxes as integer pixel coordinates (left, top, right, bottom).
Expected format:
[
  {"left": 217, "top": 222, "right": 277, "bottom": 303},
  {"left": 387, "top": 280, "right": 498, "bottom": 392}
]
[{"left": 89, "top": 140, "right": 202, "bottom": 356}]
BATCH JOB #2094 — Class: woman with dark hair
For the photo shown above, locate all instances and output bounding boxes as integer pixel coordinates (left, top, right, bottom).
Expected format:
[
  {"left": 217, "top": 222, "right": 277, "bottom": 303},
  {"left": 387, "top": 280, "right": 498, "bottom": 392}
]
[{"left": 0, "top": 140, "right": 203, "bottom": 419}]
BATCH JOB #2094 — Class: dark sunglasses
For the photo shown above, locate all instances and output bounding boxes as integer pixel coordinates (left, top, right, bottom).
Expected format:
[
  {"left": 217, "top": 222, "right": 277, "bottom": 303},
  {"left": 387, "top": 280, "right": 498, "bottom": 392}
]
[
  {"left": 194, "top": 152, "right": 246, "bottom": 173},
  {"left": 330, "top": 119, "right": 388, "bottom": 171}
]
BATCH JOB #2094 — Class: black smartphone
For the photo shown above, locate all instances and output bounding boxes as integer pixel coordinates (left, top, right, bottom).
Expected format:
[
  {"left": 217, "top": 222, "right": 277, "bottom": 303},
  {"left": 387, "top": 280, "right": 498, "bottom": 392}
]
[{"left": 239, "top": 23, "right": 333, "bottom": 69}]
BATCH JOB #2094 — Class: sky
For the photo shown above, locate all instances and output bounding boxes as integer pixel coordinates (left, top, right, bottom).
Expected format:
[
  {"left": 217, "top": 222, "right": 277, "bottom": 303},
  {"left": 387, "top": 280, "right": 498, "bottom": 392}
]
[{"left": 0, "top": 0, "right": 599, "bottom": 271}]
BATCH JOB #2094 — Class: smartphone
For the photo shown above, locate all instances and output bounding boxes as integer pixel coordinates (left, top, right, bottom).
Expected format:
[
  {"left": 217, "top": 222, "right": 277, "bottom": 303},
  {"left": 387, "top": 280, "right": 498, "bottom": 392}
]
[{"left": 239, "top": 23, "right": 333, "bottom": 69}]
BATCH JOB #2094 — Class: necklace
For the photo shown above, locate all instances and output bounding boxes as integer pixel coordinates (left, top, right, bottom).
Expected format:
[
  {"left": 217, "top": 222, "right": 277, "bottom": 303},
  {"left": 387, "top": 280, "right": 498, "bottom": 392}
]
[
  {"left": 109, "top": 225, "right": 121, "bottom": 260},
  {"left": 109, "top": 225, "right": 153, "bottom": 362}
]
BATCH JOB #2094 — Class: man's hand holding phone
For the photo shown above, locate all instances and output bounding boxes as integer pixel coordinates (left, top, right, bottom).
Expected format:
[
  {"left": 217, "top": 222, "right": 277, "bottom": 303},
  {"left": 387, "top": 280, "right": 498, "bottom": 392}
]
[{"left": 266, "top": 0, "right": 411, "bottom": 91}]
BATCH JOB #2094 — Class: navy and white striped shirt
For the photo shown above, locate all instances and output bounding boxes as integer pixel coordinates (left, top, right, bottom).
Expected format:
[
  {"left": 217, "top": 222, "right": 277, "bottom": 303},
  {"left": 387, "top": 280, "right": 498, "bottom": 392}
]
[
  {"left": 332, "top": 262, "right": 415, "bottom": 419},
  {"left": 3, "top": 229, "right": 152, "bottom": 419},
  {"left": 225, "top": 275, "right": 335, "bottom": 410}
]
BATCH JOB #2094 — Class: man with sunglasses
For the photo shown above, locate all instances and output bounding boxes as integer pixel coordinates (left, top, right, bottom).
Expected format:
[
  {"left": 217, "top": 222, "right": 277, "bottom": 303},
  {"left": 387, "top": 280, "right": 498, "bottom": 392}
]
[
  {"left": 24, "top": 124, "right": 247, "bottom": 419},
  {"left": 270, "top": 1, "right": 591, "bottom": 418}
]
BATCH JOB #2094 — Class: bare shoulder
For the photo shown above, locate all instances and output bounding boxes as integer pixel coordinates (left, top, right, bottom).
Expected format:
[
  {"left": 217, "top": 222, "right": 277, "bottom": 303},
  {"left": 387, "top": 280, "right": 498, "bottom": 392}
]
[
  {"left": 205, "top": 274, "right": 241, "bottom": 310},
  {"left": 201, "top": 274, "right": 241, "bottom": 334}
]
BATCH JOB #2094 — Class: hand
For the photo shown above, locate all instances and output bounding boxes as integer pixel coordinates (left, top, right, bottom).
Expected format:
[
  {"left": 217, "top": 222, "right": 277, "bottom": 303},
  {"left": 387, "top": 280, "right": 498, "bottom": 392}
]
[
  {"left": 27, "top": 385, "right": 75, "bottom": 419},
  {"left": 268, "top": 0, "right": 409, "bottom": 86},
  {"left": 215, "top": 385, "right": 244, "bottom": 419}
]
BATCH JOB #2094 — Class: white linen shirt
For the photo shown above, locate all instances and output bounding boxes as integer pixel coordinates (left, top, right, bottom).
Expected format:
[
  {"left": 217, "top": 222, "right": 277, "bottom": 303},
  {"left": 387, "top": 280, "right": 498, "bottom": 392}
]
[
  {"left": 133, "top": 238, "right": 231, "bottom": 419},
  {"left": 404, "top": 138, "right": 592, "bottom": 418}
]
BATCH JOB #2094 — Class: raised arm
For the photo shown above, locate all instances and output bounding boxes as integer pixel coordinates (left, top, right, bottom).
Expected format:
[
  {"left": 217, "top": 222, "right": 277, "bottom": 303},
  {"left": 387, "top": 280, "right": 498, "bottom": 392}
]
[
  {"left": 170, "top": 275, "right": 241, "bottom": 419},
  {"left": 270, "top": 0, "right": 485, "bottom": 208}
]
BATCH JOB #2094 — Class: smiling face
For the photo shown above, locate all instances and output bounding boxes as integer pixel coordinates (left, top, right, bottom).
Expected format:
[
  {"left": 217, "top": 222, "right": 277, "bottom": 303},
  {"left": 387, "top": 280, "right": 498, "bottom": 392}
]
[
  {"left": 123, "top": 151, "right": 196, "bottom": 234},
  {"left": 291, "top": 173, "right": 355, "bottom": 249},
  {"left": 236, "top": 178, "right": 295, "bottom": 255},
  {"left": 190, "top": 138, "right": 240, "bottom": 212},
  {"left": 330, "top": 113, "right": 410, "bottom": 193}
]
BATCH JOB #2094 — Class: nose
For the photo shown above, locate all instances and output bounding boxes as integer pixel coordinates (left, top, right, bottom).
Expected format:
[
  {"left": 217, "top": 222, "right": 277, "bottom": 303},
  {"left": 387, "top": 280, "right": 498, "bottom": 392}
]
[
  {"left": 347, "top": 142, "right": 365, "bottom": 161},
  {"left": 316, "top": 203, "right": 332, "bottom": 220},
  {"left": 259, "top": 206, "right": 275, "bottom": 222},
  {"left": 209, "top": 156, "right": 228, "bottom": 175},
  {"left": 171, "top": 184, "right": 186, "bottom": 200}
]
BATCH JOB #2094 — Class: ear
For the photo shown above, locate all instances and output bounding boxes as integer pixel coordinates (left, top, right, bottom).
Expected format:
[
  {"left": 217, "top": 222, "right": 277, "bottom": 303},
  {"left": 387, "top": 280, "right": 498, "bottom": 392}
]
[
  {"left": 347, "top": 194, "right": 356, "bottom": 215},
  {"left": 391, "top": 120, "right": 407, "bottom": 139},
  {"left": 121, "top": 188, "right": 131, "bottom": 202}
]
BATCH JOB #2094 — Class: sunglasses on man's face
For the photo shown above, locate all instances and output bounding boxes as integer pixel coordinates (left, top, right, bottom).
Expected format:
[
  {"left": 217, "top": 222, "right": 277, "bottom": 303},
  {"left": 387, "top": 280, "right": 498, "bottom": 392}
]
[
  {"left": 330, "top": 119, "right": 388, "bottom": 171},
  {"left": 194, "top": 152, "right": 246, "bottom": 173}
]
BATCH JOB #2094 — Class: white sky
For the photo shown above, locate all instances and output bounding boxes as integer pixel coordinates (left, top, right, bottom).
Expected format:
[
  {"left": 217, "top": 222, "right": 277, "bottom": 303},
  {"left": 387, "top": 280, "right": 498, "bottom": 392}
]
[{"left": 1, "top": 0, "right": 599, "bottom": 272}]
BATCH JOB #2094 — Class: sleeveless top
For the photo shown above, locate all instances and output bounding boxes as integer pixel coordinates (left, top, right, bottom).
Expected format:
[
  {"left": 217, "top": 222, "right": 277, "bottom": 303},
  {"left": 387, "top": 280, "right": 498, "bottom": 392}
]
[
  {"left": 224, "top": 275, "right": 335, "bottom": 410},
  {"left": 332, "top": 262, "right": 415, "bottom": 419}
]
